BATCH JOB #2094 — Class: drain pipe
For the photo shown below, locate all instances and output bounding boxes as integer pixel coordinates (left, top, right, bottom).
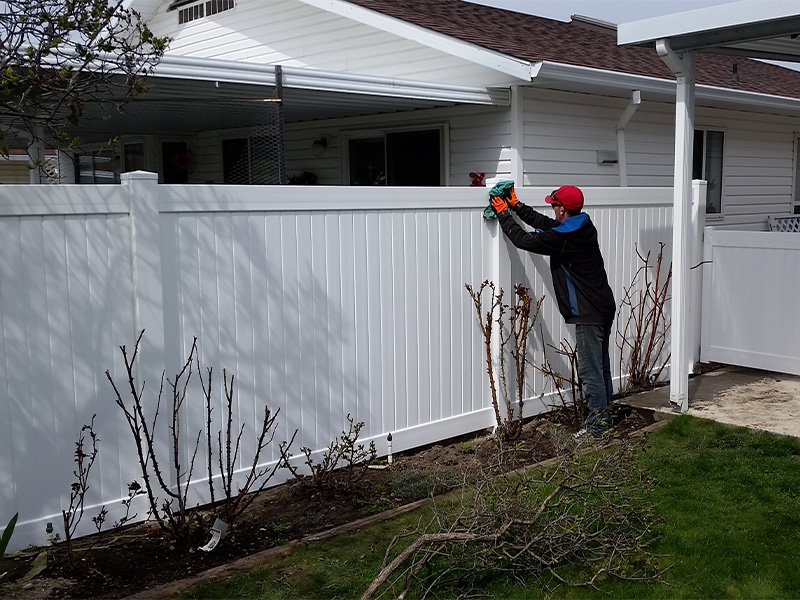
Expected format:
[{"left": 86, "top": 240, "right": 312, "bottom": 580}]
[
  {"left": 657, "top": 39, "right": 695, "bottom": 414},
  {"left": 616, "top": 90, "right": 641, "bottom": 187}
]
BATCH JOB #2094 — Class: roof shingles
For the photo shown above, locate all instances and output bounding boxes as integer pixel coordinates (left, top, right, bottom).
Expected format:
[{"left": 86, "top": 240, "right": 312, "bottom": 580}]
[{"left": 346, "top": 0, "right": 800, "bottom": 100}]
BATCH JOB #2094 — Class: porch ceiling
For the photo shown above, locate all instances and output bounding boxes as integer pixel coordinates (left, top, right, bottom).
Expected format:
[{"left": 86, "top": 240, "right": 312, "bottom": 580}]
[
  {"left": 70, "top": 76, "right": 460, "bottom": 144},
  {"left": 618, "top": 1, "right": 800, "bottom": 63}
]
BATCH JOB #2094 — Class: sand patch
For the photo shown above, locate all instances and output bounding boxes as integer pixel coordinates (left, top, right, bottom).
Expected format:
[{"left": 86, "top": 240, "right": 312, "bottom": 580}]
[{"left": 688, "top": 377, "right": 800, "bottom": 436}]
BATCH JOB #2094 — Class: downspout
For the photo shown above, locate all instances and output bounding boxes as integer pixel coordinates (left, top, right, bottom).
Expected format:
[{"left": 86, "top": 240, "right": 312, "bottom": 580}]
[
  {"left": 616, "top": 90, "right": 641, "bottom": 187},
  {"left": 657, "top": 39, "right": 695, "bottom": 413}
]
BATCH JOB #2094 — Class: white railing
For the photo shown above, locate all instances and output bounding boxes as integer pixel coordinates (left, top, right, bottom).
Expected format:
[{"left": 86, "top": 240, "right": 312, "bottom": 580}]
[{"left": 0, "top": 173, "right": 675, "bottom": 550}]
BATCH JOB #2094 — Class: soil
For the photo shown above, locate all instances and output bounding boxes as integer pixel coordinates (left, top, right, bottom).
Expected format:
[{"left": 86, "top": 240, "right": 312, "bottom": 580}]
[
  {"left": 0, "top": 406, "right": 653, "bottom": 600},
  {"left": 688, "top": 375, "right": 800, "bottom": 436}
]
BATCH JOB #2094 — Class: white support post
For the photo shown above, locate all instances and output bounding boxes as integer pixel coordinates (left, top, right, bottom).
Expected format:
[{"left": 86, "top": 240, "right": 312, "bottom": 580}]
[
  {"left": 123, "top": 171, "right": 169, "bottom": 489},
  {"left": 665, "top": 49, "right": 695, "bottom": 413},
  {"left": 687, "top": 179, "right": 707, "bottom": 375}
]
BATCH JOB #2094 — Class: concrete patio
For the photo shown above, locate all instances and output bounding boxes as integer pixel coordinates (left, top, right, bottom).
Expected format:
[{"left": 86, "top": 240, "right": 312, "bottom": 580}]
[{"left": 623, "top": 366, "right": 800, "bottom": 438}]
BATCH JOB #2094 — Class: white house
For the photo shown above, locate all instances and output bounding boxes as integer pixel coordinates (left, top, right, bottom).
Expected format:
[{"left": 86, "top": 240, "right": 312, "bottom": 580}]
[{"left": 55, "top": 0, "right": 800, "bottom": 229}]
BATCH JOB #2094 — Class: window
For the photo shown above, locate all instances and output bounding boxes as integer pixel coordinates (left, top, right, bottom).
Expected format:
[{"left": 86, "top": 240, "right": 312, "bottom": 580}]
[
  {"left": 693, "top": 129, "right": 724, "bottom": 215},
  {"left": 76, "top": 148, "right": 118, "bottom": 184},
  {"left": 222, "top": 137, "right": 282, "bottom": 184},
  {"left": 162, "top": 141, "right": 190, "bottom": 184},
  {"left": 123, "top": 142, "right": 146, "bottom": 173},
  {"left": 347, "top": 127, "right": 443, "bottom": 186}
]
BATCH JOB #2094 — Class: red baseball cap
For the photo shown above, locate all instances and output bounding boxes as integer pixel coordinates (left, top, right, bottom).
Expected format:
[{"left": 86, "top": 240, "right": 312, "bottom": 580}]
[{"left": 545, "top": 185, "right": 584, "bottom": 211}]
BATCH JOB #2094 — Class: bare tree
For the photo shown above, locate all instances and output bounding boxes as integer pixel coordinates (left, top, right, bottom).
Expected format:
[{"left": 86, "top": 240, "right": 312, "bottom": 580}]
[{"left": 0, "top": 0, "right": 168, "bottom": 158}]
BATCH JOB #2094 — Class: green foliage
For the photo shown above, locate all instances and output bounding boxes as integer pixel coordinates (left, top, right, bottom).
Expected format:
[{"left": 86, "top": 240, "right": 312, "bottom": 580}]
[
  {"left": 390, "top": 468, "right": 462, "bottom": 502},
  {"left": 0, "top": 0, "right": 170, "bottom": 156},
  {"left": 0, "top": 513, "right": 18, "bottom": 565}
]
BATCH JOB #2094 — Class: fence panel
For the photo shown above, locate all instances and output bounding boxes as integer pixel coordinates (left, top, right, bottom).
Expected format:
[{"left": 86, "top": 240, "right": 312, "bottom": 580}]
[
  {"left": 0, "top": 179, "right": 674, "bottom": 551},
  {"left": 701, "top": 228, "right": 800, "bottom": 375},
  {"left": 0, "top": 185, "right": 137, "bottom": 551}
]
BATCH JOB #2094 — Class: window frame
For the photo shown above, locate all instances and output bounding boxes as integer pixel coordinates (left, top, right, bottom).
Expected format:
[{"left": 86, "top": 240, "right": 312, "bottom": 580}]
[
  {"left": 341, "top": 123, "right": 449, "bottom": 186},
  {"left": 793, "top": 135, "right": 800, "bottom": 215},
  {"left": 693, "top": 127, "right": 726, "bottom": 220}
]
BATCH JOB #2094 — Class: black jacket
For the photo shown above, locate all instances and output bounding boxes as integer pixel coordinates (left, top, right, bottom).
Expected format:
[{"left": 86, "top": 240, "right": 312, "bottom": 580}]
[{"left": 497, "top": 203, "right": 615, "bottom": 325}]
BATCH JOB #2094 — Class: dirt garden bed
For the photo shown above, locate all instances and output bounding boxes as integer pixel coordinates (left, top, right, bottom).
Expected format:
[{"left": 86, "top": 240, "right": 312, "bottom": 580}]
[{"left": 0, "top": 405, "right": 653, "bottom": 600}]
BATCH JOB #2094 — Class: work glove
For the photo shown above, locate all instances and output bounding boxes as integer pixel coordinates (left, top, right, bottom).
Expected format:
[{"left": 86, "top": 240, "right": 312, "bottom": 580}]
[
  {"left": 508, "top": 186, "right": 519, "bottom": 208},
  {"left": 490, "top": 195, "right": 508, "bottom": 214}
]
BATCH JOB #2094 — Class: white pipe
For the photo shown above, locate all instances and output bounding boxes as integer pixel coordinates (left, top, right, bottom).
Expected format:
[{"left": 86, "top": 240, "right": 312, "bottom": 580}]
[{"left": 616, "top": 90, "right": 641, "bottom": 187}]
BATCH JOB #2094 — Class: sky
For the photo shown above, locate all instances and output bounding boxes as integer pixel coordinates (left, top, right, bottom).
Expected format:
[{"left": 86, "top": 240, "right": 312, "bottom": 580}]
[{"left": 465, "top": 0, "right": 742, "bottom": 24}]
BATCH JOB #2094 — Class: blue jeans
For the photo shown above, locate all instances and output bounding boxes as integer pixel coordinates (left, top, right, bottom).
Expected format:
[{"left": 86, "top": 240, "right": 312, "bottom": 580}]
[{"left": 575, "top": 323, "right": 613, "bottom": 436}]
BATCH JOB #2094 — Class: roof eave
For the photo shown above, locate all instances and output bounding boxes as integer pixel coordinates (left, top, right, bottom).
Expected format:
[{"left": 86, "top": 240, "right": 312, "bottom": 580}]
[
  {"left": 294, "top": 0, "right": 534, "bottom": 81},
  {"left": 153, "top": 54, "right": 510, "bottom": 105},
  {"left": 531, "top": 61, "right": 800, "bottom": 114}
]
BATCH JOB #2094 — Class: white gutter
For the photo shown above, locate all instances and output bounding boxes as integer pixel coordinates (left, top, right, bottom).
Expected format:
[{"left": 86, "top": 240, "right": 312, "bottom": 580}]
[
  {"left": 529, "top": 61, "right": 800, "bottom": 114},
  {"left": 153, "top": 55, "right": 510, "bottom": 106},
  {"left": 616, "top": 90, "right": 641, "bottom": 187},
  {"left": 295, "top": 0, "right": 534, "bottom": 81}
]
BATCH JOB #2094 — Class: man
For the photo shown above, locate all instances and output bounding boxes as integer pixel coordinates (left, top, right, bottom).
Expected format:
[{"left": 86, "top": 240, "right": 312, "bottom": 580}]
[{"left": 490, "top": 184, "right": 616, "bottom": 439}]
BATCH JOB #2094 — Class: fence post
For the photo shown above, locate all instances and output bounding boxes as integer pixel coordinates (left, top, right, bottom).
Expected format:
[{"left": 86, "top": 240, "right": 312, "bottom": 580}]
[
  {"left": 122, "top": 171, "right": 170, "bottom": 493},
  {"left": 124, "top": 171, "right": 165, "bottom": 361},
  {"left": 688, "top": 180, "right": 707, "bottom": 374}
]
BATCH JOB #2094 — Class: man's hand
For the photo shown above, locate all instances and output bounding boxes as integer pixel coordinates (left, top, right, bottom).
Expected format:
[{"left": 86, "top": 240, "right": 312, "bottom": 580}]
[
  {"left": 508, "top": 186, "right": 519, "bottom": 208},
  {"left": 490, "top": 195, "right": 508, "bottom": 214}
]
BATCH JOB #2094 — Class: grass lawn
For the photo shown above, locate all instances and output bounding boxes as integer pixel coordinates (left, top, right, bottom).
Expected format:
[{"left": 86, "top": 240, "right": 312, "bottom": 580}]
[{"left": 182, "top": 415, "right": 800, "bottom": 599}]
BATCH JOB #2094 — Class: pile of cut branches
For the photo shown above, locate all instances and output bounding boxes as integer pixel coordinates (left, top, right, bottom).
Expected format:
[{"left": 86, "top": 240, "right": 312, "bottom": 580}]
[{"left": 362, "top": 440, "right": 666, "bottom": 600}]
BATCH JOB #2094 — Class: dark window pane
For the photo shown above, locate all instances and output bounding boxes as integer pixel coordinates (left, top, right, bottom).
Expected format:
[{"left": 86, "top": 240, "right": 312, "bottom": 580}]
[
  {"left": 162, "top": 141, "right": 189, "bottom": 184},
  {"left": 386, "top": 130, "right": 441, "bottom": 186},
  {"left": 349, "top": 138, "right": 385, "bottom": 185},
  {"left": 222, "top": 138, "right": 249, "bottom": 184}
]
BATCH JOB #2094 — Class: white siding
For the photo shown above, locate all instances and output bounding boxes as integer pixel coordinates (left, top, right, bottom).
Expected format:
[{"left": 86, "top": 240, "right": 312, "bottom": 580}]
[
  {"left": 521, "top": 88, "right": 800, "bottom": 230},
  {"left": 146, "top": 0, "right": 515, "bottom": 87}
]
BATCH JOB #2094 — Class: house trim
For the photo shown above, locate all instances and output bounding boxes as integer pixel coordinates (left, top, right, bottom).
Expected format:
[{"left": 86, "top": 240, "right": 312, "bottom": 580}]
[
  {"left": 153, "top": 55, "right": 510, "bottom": 105},
  {"left": 531, "top": 61, "right": 800, "bottom": 114}
]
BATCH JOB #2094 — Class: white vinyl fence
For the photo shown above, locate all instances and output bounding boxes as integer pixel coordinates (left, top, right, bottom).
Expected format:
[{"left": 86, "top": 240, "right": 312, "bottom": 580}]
[
  {"left": 700, "top": 227, "right": 800, "bottom": 375},
  {"left": 0, "top": 172, "right": 674, "bottom": 551}
]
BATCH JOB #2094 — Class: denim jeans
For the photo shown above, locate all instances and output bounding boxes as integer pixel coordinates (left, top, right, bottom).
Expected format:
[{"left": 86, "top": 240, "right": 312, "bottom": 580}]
[{"left": 575, "top": 323, "right": 613, "bottom": 436}]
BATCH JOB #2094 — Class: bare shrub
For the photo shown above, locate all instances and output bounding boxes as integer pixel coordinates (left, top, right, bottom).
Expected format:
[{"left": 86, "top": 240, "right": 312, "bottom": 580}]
[
  {"left": 362, "top": 440, "right": 665, "bottom": 600},
  {"left": 539, "top": 338, "right": 584, "bottom": 425},
  {"left": 465, "top": 281, "right": 544, "bottom": 440},
  {"left": 285, "top": 413, "right": 376, "bottom": 490},
  {"left": 61, "top": 416, "right": 100, "bottom": 565},
  {"left": 617, "top": 244, "right": 672, "bottom": 394},
  {"left": 106, "top": 330, "right": 295, "bottom": 546}
]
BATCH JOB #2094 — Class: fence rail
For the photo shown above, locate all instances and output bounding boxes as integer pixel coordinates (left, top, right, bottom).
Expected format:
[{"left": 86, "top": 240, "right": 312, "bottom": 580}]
[{"left": 0, "top": 173, "right": 675, "bottom": 551}]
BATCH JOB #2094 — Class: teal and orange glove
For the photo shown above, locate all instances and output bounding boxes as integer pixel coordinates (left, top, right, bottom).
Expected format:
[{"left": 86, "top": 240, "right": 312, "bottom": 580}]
[
  {"left": 508, "top": 186, "right": 519, "bottom": 208},
  {"left": 490, "top": 195, "right": 508, "bottom": 214}
]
